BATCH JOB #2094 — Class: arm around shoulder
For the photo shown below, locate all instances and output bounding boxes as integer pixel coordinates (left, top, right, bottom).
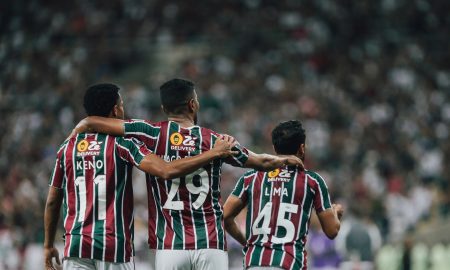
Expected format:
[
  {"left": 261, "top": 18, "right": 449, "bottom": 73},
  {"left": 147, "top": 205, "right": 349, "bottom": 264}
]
[{"left": 73, "top": 116, "right": 125, "bottom": 136}]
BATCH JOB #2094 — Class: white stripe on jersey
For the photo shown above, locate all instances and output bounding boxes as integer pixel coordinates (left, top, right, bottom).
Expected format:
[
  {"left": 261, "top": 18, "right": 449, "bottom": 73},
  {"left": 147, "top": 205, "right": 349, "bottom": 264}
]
[
  {"left": 163, "top": 123, "right": 172, "bottom": 248},
  {"left": 121, "top": 165, "right": 128, "bottom": 262},
  {"left": 187, "top": 128, "right": 198, "bottom": 249},
  {"left": 288, "top": 170, "right": 299, "bottom": 270},
  {"left": 91, "top": 134, "right": 99, "bottom": 259},
  {"left": 210, "top": 134, "right": 221, "bottom": 249},
  {"left": 102, "top": 135, "right": 108, "bottom": 261},
  {"left": 62, "top": 139, "right": 71, "bottom": 257},
  {"left": 113, "top": 136, "right": 118, "bottom": 261},
  {"left": 126, "top": 131, "right": 158, "bottom": 140}
]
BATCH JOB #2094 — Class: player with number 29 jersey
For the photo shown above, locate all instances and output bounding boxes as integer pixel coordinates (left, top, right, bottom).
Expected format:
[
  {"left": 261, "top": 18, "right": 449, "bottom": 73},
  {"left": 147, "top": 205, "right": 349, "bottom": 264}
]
[
  {"left": 50, "top": 133, "right": 151, "bottom": 263},
  {"left": 123, "top": 120, "right": 249, "bottom": 250},
  {"left": 231, "top": 167, "right": 331, "bottom": 270}
]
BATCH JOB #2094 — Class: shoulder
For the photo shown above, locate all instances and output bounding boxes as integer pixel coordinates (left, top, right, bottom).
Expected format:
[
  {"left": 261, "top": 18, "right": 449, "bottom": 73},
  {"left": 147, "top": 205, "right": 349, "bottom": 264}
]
[
  {"left": 56, "top": 139, "right": 70, "bottom": 156},
  {"left": 243, "top": 169, "right": 258, "bottom": 177},
  {"left": 198, "top": 126, "right": 217, "bottom": 136},
  {"left": 305, "top": 170, "right": 328, "bottom": 186},
  {"left": 241, "top": 169, "right": 259, "bottom": 183},
  {"left": 305, "top": 170, "right": 324, "bottom": 180}
]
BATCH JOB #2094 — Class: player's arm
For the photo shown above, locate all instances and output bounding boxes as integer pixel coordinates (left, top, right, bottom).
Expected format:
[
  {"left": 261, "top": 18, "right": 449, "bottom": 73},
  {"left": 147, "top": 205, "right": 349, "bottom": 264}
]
[
  {"left": 72, "top": 116, "right": 125, "bottom": 136},
  {"left": 44, "top": 186, "right": 63, "bottom": 270},
  {"left": 244, "top": 151, "right": 304, "bottom": 171},
  {"left": 317, "top": 204, "right": 343, "bottom": 239},
  {"left": 223, "top": 195, "right": 247, "bottom": 246},
  {"left": 138, "top": 136, "right": 237, "bottom": 179}
]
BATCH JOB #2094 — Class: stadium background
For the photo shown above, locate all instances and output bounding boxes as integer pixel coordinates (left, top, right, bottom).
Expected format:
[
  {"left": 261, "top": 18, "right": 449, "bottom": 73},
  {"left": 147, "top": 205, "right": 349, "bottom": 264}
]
[{"left": 1, "top": 0, "right": 449, "bottom": 269}]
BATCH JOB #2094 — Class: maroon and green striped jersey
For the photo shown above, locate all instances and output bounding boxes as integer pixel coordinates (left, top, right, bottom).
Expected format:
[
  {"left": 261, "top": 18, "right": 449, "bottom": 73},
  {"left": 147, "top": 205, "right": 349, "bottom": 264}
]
[
  {"left": 231, "top": 166, "right": 332, "bottom": 270},
  {"left": 49, "top": 133, "right": 151, "bottom": 263},
  {"left": 123, "top": 120, "right": 249, "bottom": 250}
]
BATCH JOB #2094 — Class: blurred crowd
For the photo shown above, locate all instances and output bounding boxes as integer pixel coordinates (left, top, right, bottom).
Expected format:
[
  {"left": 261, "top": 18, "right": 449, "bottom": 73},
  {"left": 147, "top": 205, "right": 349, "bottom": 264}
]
[{"left": 1, "top": 0, "right": 449, "bottom": 269}]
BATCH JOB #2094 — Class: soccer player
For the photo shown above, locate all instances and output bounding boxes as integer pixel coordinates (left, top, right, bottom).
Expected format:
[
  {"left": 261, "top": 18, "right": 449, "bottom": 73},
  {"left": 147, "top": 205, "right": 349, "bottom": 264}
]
[
  {"left": 44, "top": 84, "right": 237, "bottom": 270},
  {"left": 73, "top": 79, "right": 304, "bottom": 270},
  {"left": 223, "top": 120, "right": 344, "bottom": 270}
]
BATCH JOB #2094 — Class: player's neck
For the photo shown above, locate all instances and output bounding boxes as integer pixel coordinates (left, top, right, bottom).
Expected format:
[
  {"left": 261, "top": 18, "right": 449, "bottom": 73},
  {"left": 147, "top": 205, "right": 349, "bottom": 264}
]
[{"left": 167, "top": 115, "right": 195, "bottom": 128}]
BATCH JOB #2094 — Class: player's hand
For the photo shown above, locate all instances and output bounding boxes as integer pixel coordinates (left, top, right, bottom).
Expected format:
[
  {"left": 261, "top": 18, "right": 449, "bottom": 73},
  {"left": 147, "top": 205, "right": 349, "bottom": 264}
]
[
  {"left": 66, "top": 118, "right": 89, "bottom": 141},
  {"left": 213, "top": 135, "right": 239, "bottom": 158},
  {"left": 220, "top": 134, "right": 238, "bottom": 147},
  {"left": 283, "top": 155, "right": 304, "bottom": 169},
  {"left": 44, "top": 247, "right": 61, "bottom": 270},
  {"left": 332, "top": 203, "right": 344, "bottom": 220}
]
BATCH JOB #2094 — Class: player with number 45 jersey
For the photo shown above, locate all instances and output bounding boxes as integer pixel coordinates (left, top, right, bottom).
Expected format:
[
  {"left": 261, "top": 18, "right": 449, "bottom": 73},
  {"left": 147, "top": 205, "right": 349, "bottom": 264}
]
[
  {"left": 74, "top": 79, "right": 304, "bottom": 270},
  {"left": 224, "top": 120, "right": 344, "bottom": 270},
  {"left": 44, "top": 84, "right": 237, "bottom": 270}
]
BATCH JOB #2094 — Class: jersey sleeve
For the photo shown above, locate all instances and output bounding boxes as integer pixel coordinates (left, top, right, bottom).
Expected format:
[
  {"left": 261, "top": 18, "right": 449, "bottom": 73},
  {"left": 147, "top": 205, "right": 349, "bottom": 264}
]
[
  {"left": 231, "top": 171, "right": 255, "bottom": 204},
  {"left": 123, "top": 119, "right": 160, "bottom": 151},
  {"left": 231, "top": 175, "right": 248, "bottom": 203},
  {"left": 116, "top": 137, "right": 152, "bottom": 167},
  {"left": 310, "top": 172, "right": 332, "bottom": 213},
  {"left": 48, "top": 144, "right": 67, "bottom": 189}
]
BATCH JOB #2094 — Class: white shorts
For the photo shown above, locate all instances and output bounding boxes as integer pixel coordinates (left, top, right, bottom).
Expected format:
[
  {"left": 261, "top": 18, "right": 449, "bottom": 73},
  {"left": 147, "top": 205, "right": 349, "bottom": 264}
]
[
  {"left": 63, "top": 257, "right": 134, "bottom": 270},
  {"left": 155, "top": 249, "right": 228, "bottom": 270}
]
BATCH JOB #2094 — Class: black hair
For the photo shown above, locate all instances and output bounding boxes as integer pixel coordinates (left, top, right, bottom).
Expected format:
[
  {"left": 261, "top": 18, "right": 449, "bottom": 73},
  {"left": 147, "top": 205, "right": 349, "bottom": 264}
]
[
  {"left": 83, "top": 83, "right": 120, "bottom": 117},
  {"left": 271, "top": 120, "right": 306, "bottom": 155},
  {"left": 159, "top": 78, "right": 195, "bottom": 114}
]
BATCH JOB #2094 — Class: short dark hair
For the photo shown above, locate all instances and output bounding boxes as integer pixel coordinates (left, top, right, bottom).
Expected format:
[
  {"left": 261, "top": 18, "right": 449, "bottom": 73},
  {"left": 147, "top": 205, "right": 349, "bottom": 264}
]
[
  {"left": 272, "top": 120, "right": 306, "bottom": 155},
  {"left": 160, "top": 78, "right": 195, "bottom": 114},
  {"left": 83, "top": 83, "right": 120, "bottom": 117}
]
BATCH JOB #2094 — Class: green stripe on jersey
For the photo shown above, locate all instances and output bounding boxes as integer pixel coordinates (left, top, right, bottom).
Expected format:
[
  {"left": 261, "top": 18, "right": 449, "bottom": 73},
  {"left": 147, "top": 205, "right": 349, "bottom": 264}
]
[
  {"left": 210, "top": 134, "right": 225, "bottom": 250},
  {"left": 69, "top": 133, "right": 87, "bottom": 257},
  {"left": 167, "top": 122, "right": 184, "bottom": 249},
  {"left": 250, "top": 245, "right": 264, "bottom": 266},
  {"left": 270, "top": 246, "right": 284, "bottom": 266},
  {"left": 114, "top": 140, "right": 127, "bottom": 262},
  {"left": 93, "top": 133, "right": 107, "bottom": 260},
  {"left": 190, "top": 126, "right": 207, "bottom": 249}
]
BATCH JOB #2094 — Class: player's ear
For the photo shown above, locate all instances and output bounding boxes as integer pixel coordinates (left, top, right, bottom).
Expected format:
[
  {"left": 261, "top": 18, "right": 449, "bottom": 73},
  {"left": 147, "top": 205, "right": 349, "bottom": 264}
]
[
  {"left": 188, "top": 98, "right": 196, "bottom": 112},
  {"left": 109, "top": 105, "right": 117, "bottom": 118},
  {"left": 297, "top": 143, "right": 305, "bottom": 159},
  {"left": 113, "top": 105, "right": 119, "bottom": 117},
  {"left": 161, "top": 105, "right": 168, "bottom": 114}
]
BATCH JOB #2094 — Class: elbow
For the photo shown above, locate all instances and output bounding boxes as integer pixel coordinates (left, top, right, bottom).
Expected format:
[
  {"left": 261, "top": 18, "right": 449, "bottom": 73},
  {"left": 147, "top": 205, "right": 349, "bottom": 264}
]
[
  {"left": 155, "top": 169, "right": 171, "bottom": 180},
  {"left": 223, "top": 217, "right": 234, "bottom": 231},
  {"left": 45, "top": 198, "right": 58, "bottom": 210},
  {"left": 324, "top": 222, "right": 340, "bottom": 240}
]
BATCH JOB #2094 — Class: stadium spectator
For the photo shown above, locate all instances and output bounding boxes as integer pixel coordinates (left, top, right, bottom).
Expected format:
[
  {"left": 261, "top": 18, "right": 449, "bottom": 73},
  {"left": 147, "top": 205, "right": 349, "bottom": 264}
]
[{"left": 1, "top": 0, "right": 449, "bottom": 268}]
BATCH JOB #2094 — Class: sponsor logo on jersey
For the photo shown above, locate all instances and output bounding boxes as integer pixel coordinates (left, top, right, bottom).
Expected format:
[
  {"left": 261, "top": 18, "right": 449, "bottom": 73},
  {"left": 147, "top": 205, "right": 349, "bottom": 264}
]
[
  {"left": 77, "top": 140, "right": 103, "bottom": 157},
  {"left": 267, "top": 168, "right": 292, "bottom": 182},
  {"left": 169, "top": 132, "right": 197, "bottom": 152}
]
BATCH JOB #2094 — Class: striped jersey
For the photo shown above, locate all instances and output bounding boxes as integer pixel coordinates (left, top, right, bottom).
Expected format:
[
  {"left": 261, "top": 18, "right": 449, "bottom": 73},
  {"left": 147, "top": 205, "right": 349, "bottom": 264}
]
[
  {"left": 123, "top": 120, "right": 249, "bottom": 250},
  {"left": 49, "top": 133, "right": 151, "bottom": 263},
  {"left": 231, "top": 166, "right": 332, "bottom": 270}
]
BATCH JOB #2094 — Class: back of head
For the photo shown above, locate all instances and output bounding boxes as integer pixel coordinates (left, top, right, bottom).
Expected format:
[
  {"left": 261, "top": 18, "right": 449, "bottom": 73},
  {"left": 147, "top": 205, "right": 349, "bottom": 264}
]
[
  {"left": 83, "top": 83, "right": 120, "bottom": 117},
  {"left": 272, "top": 120, "right": 306, "bottom": 155},
  {"left": 160, "top": 78, "right": 195, "bottom": 114}
]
